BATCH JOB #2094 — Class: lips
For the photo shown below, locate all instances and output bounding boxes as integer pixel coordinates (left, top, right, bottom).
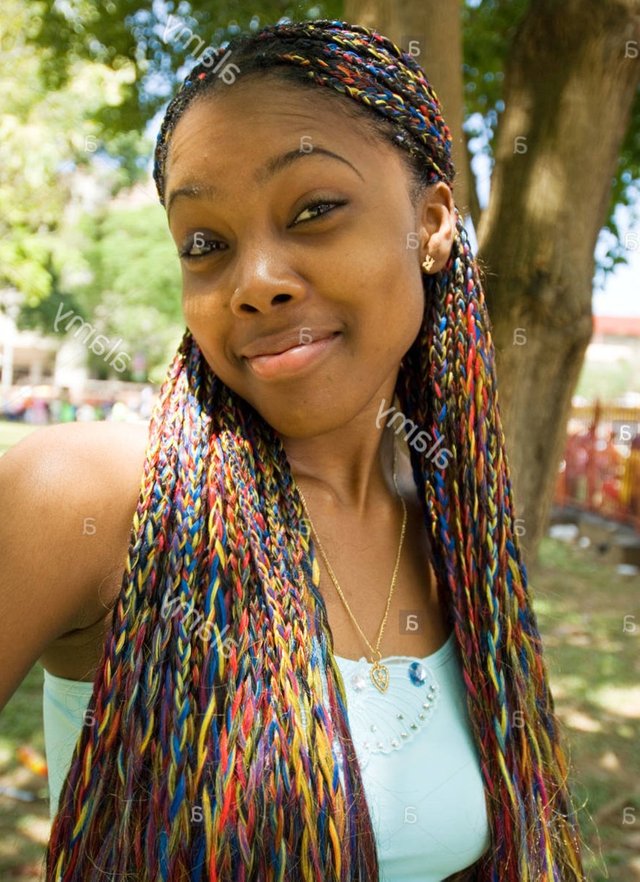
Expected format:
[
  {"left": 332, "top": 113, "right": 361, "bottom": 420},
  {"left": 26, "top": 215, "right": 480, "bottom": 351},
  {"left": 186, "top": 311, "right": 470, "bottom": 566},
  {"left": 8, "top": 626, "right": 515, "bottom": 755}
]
[
  {"left": 240, "top": 327, "right": 340, "bottom": 359},
  {"left": 244, "top": 333, "right": 341, "bottom": 381}
]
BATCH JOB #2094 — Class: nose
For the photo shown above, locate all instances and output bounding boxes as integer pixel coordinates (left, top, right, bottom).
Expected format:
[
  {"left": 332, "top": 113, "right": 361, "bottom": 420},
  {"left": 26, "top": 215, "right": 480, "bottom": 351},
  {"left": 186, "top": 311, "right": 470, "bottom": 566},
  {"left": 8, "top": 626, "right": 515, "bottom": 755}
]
[{"left": 229, "top": 243, "right": 307, "bottom": 316}]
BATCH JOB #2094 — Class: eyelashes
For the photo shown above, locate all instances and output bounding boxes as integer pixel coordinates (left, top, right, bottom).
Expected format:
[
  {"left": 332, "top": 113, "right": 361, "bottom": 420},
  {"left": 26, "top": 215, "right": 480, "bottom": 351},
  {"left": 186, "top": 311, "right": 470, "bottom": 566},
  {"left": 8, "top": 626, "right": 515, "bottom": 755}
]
[
  {"left": 178, "top": 235, "right": 224, "bottom": 259},
  {"left": 178, "top": 198, "right": 348, "bottom": 260}
]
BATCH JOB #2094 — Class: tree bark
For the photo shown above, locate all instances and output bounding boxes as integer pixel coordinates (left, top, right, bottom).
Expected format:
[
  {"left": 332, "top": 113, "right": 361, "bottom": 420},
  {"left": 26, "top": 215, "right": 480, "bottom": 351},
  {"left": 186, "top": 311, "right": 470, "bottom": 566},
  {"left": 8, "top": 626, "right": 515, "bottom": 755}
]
[
  {"left": 344, "top": 0, "right": 471, "bottom": 217},
  {"left": 477, "top": 0, "right": 640, "bottom": 560}
]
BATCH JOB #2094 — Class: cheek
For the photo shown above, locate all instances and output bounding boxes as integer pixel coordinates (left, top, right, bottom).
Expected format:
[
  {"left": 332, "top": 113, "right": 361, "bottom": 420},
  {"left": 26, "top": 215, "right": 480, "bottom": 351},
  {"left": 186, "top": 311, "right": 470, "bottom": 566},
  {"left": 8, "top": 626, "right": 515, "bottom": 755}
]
[
  {"left": 183, "top": 298, "right": 213, "bottom": 348},
  {"left": 363, "top": 245, "right": 425, "bottom": 347},
  {"left": 188, "top": 328, "right": 240, "bottom": 394},
  {"left": 181, "top": 268, "right": 226, "bottom": 333},
  {"left": 181, "top": 293, "right": 232, "bottom": 374}
]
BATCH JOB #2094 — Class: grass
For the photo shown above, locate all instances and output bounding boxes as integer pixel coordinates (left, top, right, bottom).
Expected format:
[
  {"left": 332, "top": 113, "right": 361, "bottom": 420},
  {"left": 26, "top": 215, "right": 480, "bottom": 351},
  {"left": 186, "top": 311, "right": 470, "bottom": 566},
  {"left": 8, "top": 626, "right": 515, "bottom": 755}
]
[
  {"left": 0, "top": 417, "right": 638, "bottom": 878},
  {"left": 0, "top": 420, "right": 39, "bottom": 457},
  {"left": 0, "top": 667, "right": 49, "bottom": 882},
  {"left": 528, "top": 540, "right": 640, "bottom": 881}
]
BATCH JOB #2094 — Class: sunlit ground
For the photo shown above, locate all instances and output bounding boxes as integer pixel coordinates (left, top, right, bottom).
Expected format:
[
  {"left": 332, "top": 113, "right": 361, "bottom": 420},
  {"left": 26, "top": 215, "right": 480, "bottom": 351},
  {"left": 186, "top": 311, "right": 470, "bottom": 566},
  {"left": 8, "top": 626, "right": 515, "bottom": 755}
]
[
  {"left": 0, "top": 419, "right": 638, "bottom": 879},
  {"left": 528, "top": 540, "right": 640, "bottom": 881}
]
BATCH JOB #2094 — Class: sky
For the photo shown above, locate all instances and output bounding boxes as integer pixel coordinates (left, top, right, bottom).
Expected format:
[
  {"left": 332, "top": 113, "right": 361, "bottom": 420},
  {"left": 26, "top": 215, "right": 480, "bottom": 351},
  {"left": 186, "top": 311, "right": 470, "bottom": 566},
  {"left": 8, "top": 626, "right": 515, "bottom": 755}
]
[{"left": 593, "top": 256, "right": 640, "bottom": 317}]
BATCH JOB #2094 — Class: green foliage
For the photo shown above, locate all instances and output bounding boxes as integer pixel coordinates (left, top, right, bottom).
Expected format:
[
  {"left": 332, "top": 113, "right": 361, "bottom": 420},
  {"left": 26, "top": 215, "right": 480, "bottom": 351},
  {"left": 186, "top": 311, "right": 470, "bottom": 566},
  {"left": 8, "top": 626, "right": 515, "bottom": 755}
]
[
  {"left": 16, "top": 266, "right": 86, "bottom": 333},
  {"left": 76, "top": 204, "right": 181, "bottom": 314},
  {"left": 596, "top": 86, "right": 640, "bottom": 289},
  {"left": 67, "top": 203, "right": 185, "bottom": 378},
  {"left": 0, "top": 0, "right": 151, "bottom": 302},
  {"left": 32, "top": 0, "right": 343, "bottom": 135},
  {"left": 13, "top": 201, "right": 184, "bottom": 381},
  {"left": 462, "top": 0, "right": 530, "bottom": 140}
]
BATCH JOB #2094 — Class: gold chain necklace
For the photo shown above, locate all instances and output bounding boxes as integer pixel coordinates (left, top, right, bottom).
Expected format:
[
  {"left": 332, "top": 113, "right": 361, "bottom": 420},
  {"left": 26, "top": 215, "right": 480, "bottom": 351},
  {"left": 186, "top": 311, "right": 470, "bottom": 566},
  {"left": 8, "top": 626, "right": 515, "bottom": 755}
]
[{"left": 296, "top": 437, "right": 407, "bottom": 694}]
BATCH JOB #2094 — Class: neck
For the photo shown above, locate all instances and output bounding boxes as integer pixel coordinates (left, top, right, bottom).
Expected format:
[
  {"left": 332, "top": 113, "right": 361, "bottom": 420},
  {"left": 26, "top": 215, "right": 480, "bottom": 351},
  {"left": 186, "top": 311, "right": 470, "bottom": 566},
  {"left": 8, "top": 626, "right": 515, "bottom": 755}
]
[{"left": 280, "top": 391, "right": 405, "bottom": 517}]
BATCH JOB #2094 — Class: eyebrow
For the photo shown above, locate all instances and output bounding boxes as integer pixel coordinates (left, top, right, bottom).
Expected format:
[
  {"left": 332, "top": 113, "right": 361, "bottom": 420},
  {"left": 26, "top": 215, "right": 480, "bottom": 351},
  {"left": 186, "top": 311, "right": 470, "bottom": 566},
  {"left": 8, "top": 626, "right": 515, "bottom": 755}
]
[{"left": 166, "top": 146, "right": 364, "bottom": 216}]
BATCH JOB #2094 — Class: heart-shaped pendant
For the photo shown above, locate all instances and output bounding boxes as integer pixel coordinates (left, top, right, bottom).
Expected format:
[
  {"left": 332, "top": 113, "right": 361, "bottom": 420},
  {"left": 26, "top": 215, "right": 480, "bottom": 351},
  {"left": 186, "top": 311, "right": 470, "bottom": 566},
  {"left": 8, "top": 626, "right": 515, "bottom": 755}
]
[{"left": 370, "top": 660, "right": 390, "bottom": 693}]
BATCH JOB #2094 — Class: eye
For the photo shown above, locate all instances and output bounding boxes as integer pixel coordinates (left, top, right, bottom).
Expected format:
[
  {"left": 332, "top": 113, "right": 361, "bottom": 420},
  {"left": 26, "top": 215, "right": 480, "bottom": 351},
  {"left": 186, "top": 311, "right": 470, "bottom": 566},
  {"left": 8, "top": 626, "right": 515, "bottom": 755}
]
[
  {"left": 178, "top": 233, "right": 225, "bottom": 260},
  {"left": 178, "top": 198, "right": 348, "bottom": 261},
  {"left": 292, "top": 198, "right": 347, "bottom": 225}
]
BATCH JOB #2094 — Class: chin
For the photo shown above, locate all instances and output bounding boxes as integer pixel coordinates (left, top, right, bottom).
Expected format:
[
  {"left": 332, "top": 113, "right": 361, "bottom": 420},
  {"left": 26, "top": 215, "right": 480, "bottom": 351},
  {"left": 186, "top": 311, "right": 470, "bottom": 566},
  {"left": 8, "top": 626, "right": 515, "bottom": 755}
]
[{"left": 249, "top": 403, "right": 345, "bottom": 440}]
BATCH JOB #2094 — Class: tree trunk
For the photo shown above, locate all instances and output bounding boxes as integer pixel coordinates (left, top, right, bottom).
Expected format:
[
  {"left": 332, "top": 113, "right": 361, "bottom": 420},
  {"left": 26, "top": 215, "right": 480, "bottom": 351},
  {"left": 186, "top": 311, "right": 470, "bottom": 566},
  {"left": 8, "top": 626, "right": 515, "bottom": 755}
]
[
  {"left": 344, "top": 0, "right": 471, "bottom": 217},
  {"left": 477, "top": 0, "right": 640, "bottom": 561}
]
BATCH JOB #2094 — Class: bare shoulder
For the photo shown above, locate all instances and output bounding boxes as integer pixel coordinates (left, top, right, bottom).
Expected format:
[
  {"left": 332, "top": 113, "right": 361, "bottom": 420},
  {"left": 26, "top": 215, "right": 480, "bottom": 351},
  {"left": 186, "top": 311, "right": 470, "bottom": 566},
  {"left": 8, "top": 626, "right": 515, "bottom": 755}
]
[
  {"left": 8, "top": 418, "right": 151, "bottom": 480},
  {"left": 0, "top": 419, "right": 151, "bottom": 704},
  {"left": 21, "top": 419, "right": 150, "bottom": 622},
  {"left": 2, "top": 417, "right": 150, "bottom": 467}
]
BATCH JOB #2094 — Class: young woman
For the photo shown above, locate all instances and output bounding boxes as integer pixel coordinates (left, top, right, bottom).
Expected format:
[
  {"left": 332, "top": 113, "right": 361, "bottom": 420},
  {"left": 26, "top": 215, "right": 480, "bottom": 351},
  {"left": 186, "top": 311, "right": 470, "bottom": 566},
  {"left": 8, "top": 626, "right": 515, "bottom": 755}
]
[{"left": 0, "top": 18, "right": 587, "bottom": 882}]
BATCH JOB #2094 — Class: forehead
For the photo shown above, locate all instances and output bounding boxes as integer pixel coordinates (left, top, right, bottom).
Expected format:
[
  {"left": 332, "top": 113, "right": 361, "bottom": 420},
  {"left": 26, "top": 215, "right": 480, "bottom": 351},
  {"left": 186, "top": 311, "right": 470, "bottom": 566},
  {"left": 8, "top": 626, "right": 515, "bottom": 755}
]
[{"left": 165, "top": 77, "right": 397, "bottom": 191}]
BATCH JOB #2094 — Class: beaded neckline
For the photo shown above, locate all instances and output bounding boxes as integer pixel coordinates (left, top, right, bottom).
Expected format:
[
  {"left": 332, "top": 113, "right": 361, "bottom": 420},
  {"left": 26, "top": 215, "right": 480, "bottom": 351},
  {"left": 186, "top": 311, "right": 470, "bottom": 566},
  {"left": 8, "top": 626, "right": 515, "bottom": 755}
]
[{"left": 329, "top": 631, "right": 456, "bottom": 765}]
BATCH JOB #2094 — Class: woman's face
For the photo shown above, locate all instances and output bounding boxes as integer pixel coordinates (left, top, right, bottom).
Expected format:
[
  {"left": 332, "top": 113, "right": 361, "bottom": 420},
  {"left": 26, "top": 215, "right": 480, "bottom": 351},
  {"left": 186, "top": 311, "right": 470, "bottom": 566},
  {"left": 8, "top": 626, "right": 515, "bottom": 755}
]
[{"left": 165, "top": 76, "right": 438, "bottom": 438}]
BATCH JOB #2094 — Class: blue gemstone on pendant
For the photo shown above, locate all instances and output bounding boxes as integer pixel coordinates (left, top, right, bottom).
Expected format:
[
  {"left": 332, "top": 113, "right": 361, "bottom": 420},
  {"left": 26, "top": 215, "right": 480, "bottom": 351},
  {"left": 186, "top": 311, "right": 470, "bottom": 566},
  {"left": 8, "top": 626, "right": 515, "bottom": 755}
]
[{"left": 408, "top": 661, "right": 428, "bottom": 686}]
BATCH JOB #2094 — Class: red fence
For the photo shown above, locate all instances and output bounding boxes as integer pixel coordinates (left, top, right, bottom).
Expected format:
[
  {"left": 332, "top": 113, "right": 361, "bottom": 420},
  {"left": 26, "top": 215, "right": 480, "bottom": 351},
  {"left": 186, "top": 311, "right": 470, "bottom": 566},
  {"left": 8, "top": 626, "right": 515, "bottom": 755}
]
[{"left": 554, "top": 403, "right": 640, "bottom": 531}]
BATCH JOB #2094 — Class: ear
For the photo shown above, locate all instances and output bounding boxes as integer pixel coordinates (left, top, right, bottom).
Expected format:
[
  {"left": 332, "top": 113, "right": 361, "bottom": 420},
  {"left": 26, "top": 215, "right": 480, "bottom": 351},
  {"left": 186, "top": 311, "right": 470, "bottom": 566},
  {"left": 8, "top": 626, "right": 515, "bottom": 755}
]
[{"left": 417, "top": 182, "right": 455, "bottom": 273}]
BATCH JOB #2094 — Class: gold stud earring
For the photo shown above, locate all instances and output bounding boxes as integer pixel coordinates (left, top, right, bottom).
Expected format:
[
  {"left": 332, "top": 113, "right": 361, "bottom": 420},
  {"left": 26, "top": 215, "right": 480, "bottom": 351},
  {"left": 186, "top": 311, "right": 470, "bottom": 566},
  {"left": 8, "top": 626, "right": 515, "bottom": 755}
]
[{"left": 421, "top": 254, "right": 435, "bottom": 273}]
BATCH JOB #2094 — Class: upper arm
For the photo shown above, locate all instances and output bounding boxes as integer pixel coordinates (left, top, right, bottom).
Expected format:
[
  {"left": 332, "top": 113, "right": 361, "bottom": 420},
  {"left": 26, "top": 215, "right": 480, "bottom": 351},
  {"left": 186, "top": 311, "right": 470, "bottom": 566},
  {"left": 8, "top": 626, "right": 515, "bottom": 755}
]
[{"left": 0, "top": 421, "right": 149, "bottom": 712}]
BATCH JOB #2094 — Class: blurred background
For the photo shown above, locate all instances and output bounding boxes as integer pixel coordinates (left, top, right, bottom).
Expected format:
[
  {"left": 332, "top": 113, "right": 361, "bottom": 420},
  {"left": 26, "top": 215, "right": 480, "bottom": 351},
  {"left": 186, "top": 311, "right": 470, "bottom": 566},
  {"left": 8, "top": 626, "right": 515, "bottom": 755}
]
[{"left": 0, "top": 1, "right": 639, "bottom": 879}]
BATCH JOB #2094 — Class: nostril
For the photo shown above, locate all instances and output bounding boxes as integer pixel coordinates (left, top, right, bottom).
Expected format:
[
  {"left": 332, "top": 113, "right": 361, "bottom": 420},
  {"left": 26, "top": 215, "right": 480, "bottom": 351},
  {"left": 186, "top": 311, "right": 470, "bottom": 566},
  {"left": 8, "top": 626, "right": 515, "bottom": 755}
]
[{"left": 234, "top": 293, "right": 293, "bottom": 312}]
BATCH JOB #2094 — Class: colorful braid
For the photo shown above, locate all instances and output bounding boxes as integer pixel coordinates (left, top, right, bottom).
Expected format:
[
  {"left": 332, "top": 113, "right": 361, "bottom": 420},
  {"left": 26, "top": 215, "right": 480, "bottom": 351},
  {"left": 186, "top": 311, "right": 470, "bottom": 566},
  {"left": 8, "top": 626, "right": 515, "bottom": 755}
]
[{"left": 44, "top": 18, "right": 587, "bottom": 882}]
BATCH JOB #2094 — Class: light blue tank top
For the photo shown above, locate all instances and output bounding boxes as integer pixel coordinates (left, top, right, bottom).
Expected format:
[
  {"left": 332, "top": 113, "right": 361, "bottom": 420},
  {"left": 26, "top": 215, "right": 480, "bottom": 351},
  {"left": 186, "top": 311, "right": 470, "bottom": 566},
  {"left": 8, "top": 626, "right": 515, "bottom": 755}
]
[{"left": 42, "top": 630, "right": 490, "bottom": 880}]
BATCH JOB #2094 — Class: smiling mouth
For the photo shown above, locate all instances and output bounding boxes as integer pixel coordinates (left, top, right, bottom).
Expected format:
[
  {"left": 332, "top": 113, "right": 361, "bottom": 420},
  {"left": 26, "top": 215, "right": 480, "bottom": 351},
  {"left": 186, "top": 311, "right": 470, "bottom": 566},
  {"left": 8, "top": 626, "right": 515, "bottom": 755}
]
[{"left": 244, "top": 332, "right": 341, "bottom": 380}]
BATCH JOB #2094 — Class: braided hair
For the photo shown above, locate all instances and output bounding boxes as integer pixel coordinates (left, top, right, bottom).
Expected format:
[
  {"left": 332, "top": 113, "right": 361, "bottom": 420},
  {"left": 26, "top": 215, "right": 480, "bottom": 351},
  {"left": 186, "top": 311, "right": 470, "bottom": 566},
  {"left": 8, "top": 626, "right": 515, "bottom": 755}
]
[{"left": 44, "top": 18, "right": 587, "bottom": 882}]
